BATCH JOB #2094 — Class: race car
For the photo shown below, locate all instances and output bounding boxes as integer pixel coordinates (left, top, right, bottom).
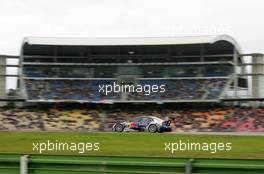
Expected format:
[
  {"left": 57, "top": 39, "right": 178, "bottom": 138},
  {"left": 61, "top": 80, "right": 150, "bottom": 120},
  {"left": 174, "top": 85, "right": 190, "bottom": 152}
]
[{"left": 112, "top": 116, "right": 172, "bottom": 133}]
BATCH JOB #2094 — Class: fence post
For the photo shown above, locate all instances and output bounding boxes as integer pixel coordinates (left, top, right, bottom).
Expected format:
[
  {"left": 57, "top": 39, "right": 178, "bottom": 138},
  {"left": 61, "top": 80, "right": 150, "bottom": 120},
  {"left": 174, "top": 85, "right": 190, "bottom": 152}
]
[
  {"left": 20, "top": 155, "right": 29, "bottom": 174},
  {"left": 185, "top": 159, "right": 194, "bottom": 174}
]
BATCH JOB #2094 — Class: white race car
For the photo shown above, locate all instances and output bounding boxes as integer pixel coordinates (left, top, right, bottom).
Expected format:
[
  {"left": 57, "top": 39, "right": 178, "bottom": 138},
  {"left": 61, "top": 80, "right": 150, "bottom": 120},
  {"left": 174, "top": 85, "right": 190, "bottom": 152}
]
[{"left": 112, "top": 116, "right": 171, "bottom": 133}]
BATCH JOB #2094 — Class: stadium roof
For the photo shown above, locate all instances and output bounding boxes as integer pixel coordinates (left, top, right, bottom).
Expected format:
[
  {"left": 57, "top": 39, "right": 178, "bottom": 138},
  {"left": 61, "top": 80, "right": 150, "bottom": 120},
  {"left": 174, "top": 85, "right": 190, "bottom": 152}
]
[{"left": 23, "top": 35, "right": 241, "bottom": 52}]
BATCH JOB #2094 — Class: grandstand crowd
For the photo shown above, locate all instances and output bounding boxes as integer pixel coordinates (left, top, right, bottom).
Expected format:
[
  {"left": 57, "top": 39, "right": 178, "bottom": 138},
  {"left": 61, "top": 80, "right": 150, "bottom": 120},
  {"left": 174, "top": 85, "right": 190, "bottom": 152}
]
[
  {"left": 0, "top": 105, "right": 263, "bottom": 132},
  {"left": 23, "top": 65, "right": 233, "bottom": 78},
  {"left": 24, "top": 79, "right": 229, "bottom": 101},
  {"left": 4, "top": 58, "right": 259, "bottom": 133}
]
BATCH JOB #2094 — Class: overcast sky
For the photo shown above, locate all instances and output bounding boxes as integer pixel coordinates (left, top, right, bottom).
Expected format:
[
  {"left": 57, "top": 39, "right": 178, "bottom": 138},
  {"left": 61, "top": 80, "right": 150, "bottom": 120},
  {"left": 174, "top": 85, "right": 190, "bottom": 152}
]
[{"left": 1, "top": 0, "right": 264, "bottom": 89}]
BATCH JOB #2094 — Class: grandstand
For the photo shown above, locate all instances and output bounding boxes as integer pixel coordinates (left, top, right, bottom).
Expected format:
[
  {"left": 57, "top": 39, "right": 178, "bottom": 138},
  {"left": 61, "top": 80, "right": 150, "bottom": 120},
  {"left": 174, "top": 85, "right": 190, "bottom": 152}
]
[
  {"left": 20, "top": 35, "right": 246, "bottom": 103},
  {"left": 0, "top": 35, "right": 263, "bottom": 132}
]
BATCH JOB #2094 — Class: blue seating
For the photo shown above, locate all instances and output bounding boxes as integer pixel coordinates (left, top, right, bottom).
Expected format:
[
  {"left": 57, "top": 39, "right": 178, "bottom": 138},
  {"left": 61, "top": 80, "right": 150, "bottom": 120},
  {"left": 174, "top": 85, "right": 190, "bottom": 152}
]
[{"left": 24, "top": 79, "right": 228, "bottom": 101}]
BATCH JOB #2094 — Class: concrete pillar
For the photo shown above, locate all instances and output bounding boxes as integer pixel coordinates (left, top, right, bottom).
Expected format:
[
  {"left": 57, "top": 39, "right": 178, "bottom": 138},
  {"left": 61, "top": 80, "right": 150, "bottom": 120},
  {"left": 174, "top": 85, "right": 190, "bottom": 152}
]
[
  {"left": 252, "top": 54, "right": 264, "bottom": 98},
  {"left": 233, "top": 49, "right": 239, "bottom": 97},
  {"left": 0, "top": 57, "right": 6, "bottom": 99}
]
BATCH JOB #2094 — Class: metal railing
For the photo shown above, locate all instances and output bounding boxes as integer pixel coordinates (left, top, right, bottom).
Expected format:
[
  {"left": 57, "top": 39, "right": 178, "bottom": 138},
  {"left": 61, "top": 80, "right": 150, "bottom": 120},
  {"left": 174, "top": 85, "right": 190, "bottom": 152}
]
[{"left": 0, "top": 153, "right": 263, "bottom": 174}]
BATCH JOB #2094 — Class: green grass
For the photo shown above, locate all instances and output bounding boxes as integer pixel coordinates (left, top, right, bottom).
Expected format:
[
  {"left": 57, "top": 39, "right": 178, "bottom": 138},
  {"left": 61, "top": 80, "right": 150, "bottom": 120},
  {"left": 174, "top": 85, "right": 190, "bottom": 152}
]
[{"left": 0, "top": 131, "right": 263, "bottom": 159}]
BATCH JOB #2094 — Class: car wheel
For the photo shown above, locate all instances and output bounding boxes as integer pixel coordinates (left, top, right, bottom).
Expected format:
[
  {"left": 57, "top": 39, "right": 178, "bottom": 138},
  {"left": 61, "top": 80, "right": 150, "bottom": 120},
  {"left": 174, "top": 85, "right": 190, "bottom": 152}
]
[
  {"left": 115, "top": 123, "right": 124, "bottom": 132},
  {"left": 148, "top": 124, "right": 157, "bottom": 133}
]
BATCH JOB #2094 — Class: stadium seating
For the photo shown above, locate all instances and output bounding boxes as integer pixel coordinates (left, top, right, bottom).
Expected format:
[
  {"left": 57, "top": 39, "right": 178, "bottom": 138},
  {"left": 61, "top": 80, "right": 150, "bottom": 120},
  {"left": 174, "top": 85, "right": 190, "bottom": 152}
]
[
  {"left": 0, "top": 107, "right": 102, "bottom": 131},
  {"left": 43, "top": 108, "right": 101, "bottom": 131},
  {"left": 0, "top": 107, "right": 42, "bottom": 130},
  {"left": 23, "top": 65, "right": 233, "bottom": 78},
  {"left": 2, "top": 106, "right": 263, "bottom": 132},
  {"left": 128, "top": 79, "right": 228, "bottom": 100},
  {"left": 24, "top": 79, "right": 121, "bottom": 101},
  {"left": 24, "top": 79, "right": 229, "bottom": 101}
]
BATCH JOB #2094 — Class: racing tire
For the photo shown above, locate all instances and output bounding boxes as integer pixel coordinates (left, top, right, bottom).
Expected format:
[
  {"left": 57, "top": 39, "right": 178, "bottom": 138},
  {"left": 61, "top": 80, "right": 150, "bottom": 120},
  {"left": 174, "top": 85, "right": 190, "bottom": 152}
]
[
  {"left": 148, "top": 124, "right": 157, "bottom": 133},
  {"left": 115, "top": 123, "right": 124, "bottom": 132}
]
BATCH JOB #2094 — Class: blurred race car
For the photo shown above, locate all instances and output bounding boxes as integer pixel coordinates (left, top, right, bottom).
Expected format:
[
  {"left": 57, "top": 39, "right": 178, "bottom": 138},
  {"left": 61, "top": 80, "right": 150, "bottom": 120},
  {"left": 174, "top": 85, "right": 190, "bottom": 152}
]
[{"left": 112, "top": 116, "right": 171, "bottom": 133}]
